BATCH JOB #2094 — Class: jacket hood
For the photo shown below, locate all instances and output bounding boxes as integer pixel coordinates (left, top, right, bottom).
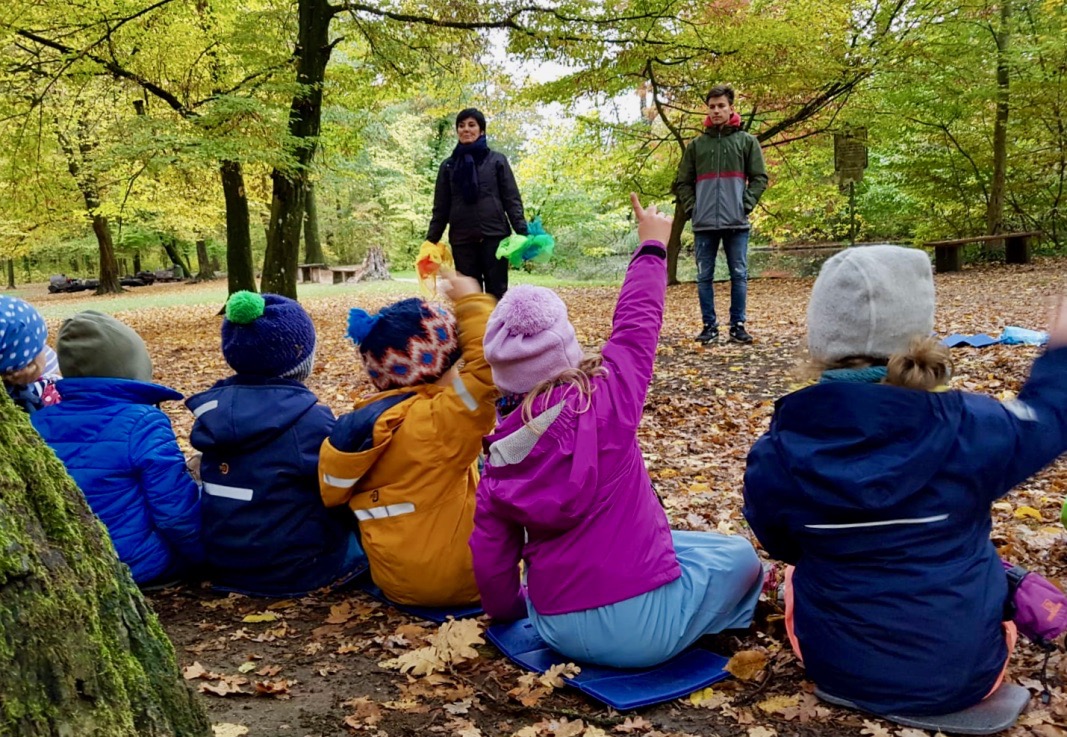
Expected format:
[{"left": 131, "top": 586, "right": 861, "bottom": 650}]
[
  {"left": 187, "top": 376, "right": 319, "bottom": 453},
  {"left": 703, "top": 111, "right": 743, "bottom": 132},
  {"left": 482, "top": 390, "right": 599, "bottom": 532},
  {"left": 320, "top": 388, "right": 419, "bottom": 485},
  {"left": 765, "top": 382, "right": 964, "bottom": 512},
  {"left": 56, "top": 377, "right": 182, "bottom": 405}
]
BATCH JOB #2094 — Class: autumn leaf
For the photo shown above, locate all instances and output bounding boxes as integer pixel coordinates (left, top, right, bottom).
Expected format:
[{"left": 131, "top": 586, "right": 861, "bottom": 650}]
[
  {"left": 747, "top": 728, "right": 777, "bottom": 737},
  {"left": 237, "top": 662, "right": 257, "bottom": 674},
  {"left": 613, "top": 716, "right": 653, "bottom": 733},
  {"left": 725, "top": 650, "right": 769, "bottom": 681},
  {"left": 757, "top": 694, "right": 799, "bottom": 714},
  {"left": 860, "top": 720, "right": 893, "bottom": 737},
  {"left": 327, "top": 601, "right": 358, "bottom": 624},
  {"left": 182, "top": 661, "right": 208, "bottom": 680},
  {"left": 211, "top": 725, "right": 249, "bottom": 737},
  {"left": 1015, "top": 506, "right": 1043, "bottom": 521},
  {"left": 199, "top": 675, "right": 249, "bottom": 697},
  {"left": 241, "top": 611, "right": 280, "bottom": 623},
  {"left": 539, "top": 662, "right": 581, "bottom": 688},
  {"left": 341, "top": 696, "right": 382, "bottom": 727},
  {"left": 254, "top": 679, "right": 293, "bottom": 698}
]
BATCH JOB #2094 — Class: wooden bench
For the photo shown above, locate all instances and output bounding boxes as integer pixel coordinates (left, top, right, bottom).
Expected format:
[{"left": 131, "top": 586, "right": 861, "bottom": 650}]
[{"left": 924, "top": 231, "right": 1040, "bottom": 273}]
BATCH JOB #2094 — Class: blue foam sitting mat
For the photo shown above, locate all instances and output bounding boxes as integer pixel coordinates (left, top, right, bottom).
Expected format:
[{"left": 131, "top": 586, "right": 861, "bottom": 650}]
[
  {"left": 357, "top": 580, "right": 483, "bottom": 623},
  {"left": 942, "top": 333, "right": 999, "bottom": 348},
  {"left": 815, "top": 684, "right": 1031, "bottom": 736},
  {"left": 485, "top": 618, "right": 731, "bottom": 711}
]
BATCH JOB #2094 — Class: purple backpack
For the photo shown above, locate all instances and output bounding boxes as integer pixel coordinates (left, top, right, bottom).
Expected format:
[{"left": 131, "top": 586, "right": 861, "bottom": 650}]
[{"left": 1003, "top": 561, "right": 1067, "bottom": 647}]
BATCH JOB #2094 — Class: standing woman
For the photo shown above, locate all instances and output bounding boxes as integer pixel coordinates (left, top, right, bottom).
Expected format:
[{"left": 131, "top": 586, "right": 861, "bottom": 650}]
[{"left": 426, "top": 108, "right": 528, "bottom": 300}]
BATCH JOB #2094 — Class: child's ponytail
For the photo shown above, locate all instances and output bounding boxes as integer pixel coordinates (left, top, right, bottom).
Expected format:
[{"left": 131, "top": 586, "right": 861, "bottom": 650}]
[{"left": 886, "top": 337, "right": 952, "bottom": 391}]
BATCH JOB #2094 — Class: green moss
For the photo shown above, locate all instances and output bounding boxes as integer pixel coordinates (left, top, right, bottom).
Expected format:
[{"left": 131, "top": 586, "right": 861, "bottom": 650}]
[{"left": 0, "top": 393, "right": 210, "bottom": 737}]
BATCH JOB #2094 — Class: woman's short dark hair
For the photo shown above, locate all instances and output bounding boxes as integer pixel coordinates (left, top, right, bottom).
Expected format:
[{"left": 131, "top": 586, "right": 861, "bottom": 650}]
[
  {"left": 705, "top": 84, "right": 735, "bottom": 105},
  {"left": 456, "top": 108, "right": 487, "bottom": 132}
]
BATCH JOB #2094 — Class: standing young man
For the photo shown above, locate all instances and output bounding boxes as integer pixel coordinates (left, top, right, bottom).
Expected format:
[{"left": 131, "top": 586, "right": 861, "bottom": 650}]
[{"left": 674, "top": 84, "right": 768, "bottom": 345}]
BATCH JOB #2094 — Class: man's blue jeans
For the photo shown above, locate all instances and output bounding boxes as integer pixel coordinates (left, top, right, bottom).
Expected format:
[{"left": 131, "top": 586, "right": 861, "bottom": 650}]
[{"left": 695, "top": 229, "right": 749, "bottom": 328}]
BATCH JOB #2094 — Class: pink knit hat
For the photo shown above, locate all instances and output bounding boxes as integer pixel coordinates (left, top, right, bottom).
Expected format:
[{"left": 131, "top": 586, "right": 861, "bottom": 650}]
[{"left": 483, "top": 285, "right": 583, "bottom": 395}]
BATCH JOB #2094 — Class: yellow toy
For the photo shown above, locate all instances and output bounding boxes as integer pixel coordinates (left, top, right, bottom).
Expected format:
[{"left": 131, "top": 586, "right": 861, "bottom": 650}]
[{"left": 415, "top": 240, "right": 454, "bottom": 298}]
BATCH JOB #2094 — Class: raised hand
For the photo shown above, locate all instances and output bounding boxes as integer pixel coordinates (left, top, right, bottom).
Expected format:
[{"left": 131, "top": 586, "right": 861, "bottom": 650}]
[
  {"left": 630, "top": 192, "right": 673, "bottom": 246},
  {"left": 438, "top": 268, "right": 483, "bottom": 302}
]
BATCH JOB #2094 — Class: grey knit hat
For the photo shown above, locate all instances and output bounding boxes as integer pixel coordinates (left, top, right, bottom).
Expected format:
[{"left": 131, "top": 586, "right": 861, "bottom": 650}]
[
  {"left": 57, "top": 311, "right": 153, "bottom": 382},
  {"left": 807, "top": 245, "right": 935, "bottom": 363}
]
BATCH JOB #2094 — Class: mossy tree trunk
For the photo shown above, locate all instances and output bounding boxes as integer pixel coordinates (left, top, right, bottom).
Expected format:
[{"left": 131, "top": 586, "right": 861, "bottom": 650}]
[{"left": 0, "top": 392, "right": 210, "bottom": 737}]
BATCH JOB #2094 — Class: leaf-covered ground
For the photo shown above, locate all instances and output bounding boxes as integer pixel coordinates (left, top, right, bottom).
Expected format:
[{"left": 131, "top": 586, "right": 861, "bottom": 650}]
[{"left": 23, "top": 259, "right": 1067, "bottom": 737}]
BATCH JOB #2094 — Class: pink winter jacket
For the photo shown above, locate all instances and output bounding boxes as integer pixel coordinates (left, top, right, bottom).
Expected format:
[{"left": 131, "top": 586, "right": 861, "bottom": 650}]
[{"left": 470, "top": 242, "right": 681, "bottom": 619}]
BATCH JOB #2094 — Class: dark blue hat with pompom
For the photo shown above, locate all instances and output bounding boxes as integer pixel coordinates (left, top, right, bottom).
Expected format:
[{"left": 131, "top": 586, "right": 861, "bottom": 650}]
[{"left": 222, "top": 291, "right": 317, "bottom": 380}]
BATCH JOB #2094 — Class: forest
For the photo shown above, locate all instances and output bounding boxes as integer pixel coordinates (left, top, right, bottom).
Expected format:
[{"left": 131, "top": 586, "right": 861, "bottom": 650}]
[{"left": 3, "top": 0, "right": 1065, "bottom": 296}]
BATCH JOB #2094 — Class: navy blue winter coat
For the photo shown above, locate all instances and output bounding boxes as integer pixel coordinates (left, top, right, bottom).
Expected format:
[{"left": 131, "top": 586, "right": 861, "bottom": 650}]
[
  {"left": 31, "top": 378, "right": 204, "bottom": 584},
  {"left": 187, "top": 376, "right": 358, "bottom": 597},
  {"left": 744, "top": 347, "right": 1067, "bottom": 716}
]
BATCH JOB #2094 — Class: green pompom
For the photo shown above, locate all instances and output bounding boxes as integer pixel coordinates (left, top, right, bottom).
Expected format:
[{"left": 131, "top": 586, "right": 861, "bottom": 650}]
[{"left": 225, "top": 291, "right": 266, "bottom": 324}]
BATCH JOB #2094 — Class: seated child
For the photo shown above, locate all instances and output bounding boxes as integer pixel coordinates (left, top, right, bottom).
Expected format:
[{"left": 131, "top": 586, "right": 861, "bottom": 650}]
[
  {"left": 470, "top": 194, "right": 763, "bottom": 669},
  {"left": 743, "top": 245, "right": 1067, "bottom": 716},
  {"left": 319, "top": 270, "right": 497, "bottom": 607},
  {"left": 31, "top": 311, "right": 203, "bottom": 586},
  {"left": 187, "top": 292, "right": 367, "bottom": 597},
  {"left": 1, "top": 295, "right": 61, "bottom": 413}
]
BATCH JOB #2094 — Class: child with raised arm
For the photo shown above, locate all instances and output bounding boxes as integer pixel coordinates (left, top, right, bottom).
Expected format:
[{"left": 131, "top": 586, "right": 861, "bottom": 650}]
[
  {"left": 319, "top": 271, "right": 497, "bottom": 607},
  {"left": 470, "top": 194, "right": 763, "bottom": 668},
  {"left": 743, "top": 246, "right": 1067, "bottom": 716}
]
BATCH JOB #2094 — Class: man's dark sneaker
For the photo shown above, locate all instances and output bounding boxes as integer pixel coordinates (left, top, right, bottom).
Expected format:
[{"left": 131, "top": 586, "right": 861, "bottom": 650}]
[
  {"left": 729, "top": 322, "right": 753, "bottom": 344},
  {"left": 696, "top": 324, "right": 719, "bottom": 344}
]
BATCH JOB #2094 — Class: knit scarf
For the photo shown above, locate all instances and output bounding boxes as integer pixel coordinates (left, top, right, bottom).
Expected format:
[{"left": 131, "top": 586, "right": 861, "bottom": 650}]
[
  {"left": 451, "top": 135, "right": 490, "bottom": 204},
  {"left": 818, "top": 366, "right": 888, "bottom": 384}
]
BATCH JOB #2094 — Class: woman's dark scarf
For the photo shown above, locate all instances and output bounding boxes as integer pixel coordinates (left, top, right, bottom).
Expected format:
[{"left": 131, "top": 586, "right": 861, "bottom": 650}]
[{"left": 451, "top": 135, "right": 490, "bottom": 204}]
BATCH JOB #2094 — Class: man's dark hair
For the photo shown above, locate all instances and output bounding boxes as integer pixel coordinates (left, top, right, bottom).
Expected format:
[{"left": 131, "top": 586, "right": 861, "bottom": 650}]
[
  {"left": 706, "top": 84, "right": 735, "bottom": 105},
  {"left": 456, "top": 108, "right": 487, "bottom": 132}
]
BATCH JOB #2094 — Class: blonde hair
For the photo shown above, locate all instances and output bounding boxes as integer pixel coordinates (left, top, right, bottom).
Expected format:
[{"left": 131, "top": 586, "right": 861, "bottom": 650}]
[
  {"left": 886, "top": 337, "right": 952, "bottom": 390},
  {"left": 808, "top": 336, "right": 952, "bottom": 391},
  {"left": 520, "top": 355, "right": 607, "bottom": 429}
]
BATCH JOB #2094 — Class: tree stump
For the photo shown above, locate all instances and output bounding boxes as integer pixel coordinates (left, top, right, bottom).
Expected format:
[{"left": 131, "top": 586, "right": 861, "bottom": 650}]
[
  {"left": 0, "top": 393, "right": 210, "bottom": 737},
  {"left": 358, "top": 246, "right": 391, "bottom": 282}
]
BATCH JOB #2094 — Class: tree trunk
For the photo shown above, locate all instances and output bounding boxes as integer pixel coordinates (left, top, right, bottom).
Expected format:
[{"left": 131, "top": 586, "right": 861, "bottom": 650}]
[
  {"left": 261, "top": 0, "right": 334, "bottom": 298},
  {"left": 55, "top": 119, "right": 122, "bottom": 294},
  {"left": 304, "top": 181, "right": 325, "bottom": 265},
  {"left": 162, "top": 238, "right": 192, "bottom": 278},
  {"left": 6, "top": 259, "right": 14, "bottom": 289},
  {"left": 194, "top": 239, "right": 214, "bottom": 280},
  {"left": 220, "top": 160, "right": 257, "bottom": 294},
  {"left": 92, "top": 215, "right": 122, "bottom": 294},
  {"left": 987, "top": 0, "right": 1011, "bottom": 237},
  {"left": 133, "top": 251, "right": 142, "bottom": 273},
  {"left": 0, "top": 392, "right": 211, "bottom": 736},
  {"left": 666, "top": 201, "right": 690, "bottom": 286}
]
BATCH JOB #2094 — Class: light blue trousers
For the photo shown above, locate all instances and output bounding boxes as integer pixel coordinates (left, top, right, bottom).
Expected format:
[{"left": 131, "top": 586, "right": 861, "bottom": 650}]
[{"left": 528, "top": 530, "right": 762, "bottom": 668}]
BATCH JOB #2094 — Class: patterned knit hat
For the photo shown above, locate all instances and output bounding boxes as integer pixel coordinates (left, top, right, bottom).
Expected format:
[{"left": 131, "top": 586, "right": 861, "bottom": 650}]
[
  {"left": 222, "top": 291, "right": 317, "bottom": 380},
  {"left": 347, "top": 298, "right": 460, "bottom": 390},
  {"left": 0, "top": 296, "right": 48, "bottom": 374}
]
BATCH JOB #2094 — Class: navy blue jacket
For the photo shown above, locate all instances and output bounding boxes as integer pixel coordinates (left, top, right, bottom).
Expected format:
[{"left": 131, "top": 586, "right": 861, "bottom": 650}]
[
  {"left": 744, "top": 347, "right": 1067, "bottom": 716},
  {"left": 31, "top": 378, "right": 204, "bottom": 584},
  {"left": 187, "top": 376, "right": 356, "bottom": 597}
]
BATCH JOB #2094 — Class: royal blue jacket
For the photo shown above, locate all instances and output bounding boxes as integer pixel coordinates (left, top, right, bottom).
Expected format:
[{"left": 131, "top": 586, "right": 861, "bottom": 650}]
[
  {"left": 744, "top": 347, "right": 1067, "bottom": 716},
  {"left": 31, "top": 378, "right": 204, "bottom": 584},
  {"left": 187, "top": 376, "right": 357, "bottom": 597}
]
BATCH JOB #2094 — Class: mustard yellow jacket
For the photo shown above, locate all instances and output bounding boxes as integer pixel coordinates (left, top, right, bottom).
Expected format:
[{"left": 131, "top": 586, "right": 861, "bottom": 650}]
[{"left": 319, "top": 294, "right": 497, "bottom": 606}]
